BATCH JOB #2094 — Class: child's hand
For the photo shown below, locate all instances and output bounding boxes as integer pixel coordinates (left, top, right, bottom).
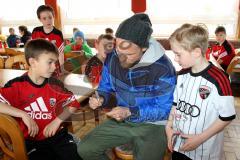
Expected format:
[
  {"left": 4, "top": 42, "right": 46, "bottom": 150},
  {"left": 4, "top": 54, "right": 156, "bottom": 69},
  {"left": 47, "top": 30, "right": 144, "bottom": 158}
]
[
  {"left": 21, "top": 112, "right": 39, "bottom": 137},
  {"left": 179, "top": 134, "right": 203, "bottom": 152},
  {"left": 43, "top": 118, "right": 62, "bottom": 138},
  {"left": 165, "top": 126, "right": 180, "bottom": 152}
]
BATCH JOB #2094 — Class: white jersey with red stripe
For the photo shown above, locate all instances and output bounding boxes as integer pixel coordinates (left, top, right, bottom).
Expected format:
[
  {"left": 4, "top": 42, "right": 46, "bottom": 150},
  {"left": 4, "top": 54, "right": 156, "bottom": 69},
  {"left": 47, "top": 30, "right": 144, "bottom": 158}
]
[{"left": 172, "top": 63, "right": 235, "bottom": 160}]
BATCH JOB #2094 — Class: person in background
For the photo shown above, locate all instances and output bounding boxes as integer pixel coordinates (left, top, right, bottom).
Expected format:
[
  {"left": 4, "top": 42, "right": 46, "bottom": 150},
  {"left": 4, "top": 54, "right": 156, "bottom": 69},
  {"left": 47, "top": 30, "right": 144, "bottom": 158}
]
[
  {"left": 18, "top": 25, "right": 31, "bottom": 47},
  {"left": 7, "top": 28, "right": 20, "bottom": 48},
  {"left": 166, "top": 24, "right": 235, "bottom": 160},
  {"left": 70, "top": 28, "right": 79, "bottom": 43},
  {"left": 64, "top": 30, "right": 92, "bottom": 58},
  {"left": 0, "top": 39, "right": 82, "bottom": 160},
  {"left": 105, "top": 27, "right": 114, "bottom": 36},
  {"left": 78, "top": 13, "right": 176, "bottom": 160},
  {"left": 206, "top": 26, "right": 235, "bottom": 71},
  {"left": 32, "top": 5, "right": 64, "bottom": 76},
  {"left": 85, "top": 34, "right": 115, "bottom": 84},
  {"left": 64, "top": 31, "right": 93, "bottom": 73}
]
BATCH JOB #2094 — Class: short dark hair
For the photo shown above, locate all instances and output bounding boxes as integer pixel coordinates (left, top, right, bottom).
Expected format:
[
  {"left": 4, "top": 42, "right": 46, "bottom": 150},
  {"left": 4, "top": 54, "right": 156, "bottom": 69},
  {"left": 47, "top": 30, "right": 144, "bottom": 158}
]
[
  {"left": 37, "top": 5, "right": 54, "bottom": 19},
  {"left": 25, "top": 39, "right": 59, "bottom": 66},
  {"left": 105, "top": 28, "right": 113, "bottom": 34},
  {"left": 18, "top": 26, "right": 28, "bottom": 33},
  {"left": 215, "top": 26, "right": 226, "bottom": 34},
  {"left": 9, "top": 28, "right": 14, "bottom": 32},
  {"left": 97, "top": 34, "right": 114, "bottom": 42}
]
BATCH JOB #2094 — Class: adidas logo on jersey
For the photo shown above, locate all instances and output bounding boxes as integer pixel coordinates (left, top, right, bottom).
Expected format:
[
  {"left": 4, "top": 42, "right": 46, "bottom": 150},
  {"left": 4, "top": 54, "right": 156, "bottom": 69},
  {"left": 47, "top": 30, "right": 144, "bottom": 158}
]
[{"left": 24, "top": 97, "right": 52, "bottom": 120}]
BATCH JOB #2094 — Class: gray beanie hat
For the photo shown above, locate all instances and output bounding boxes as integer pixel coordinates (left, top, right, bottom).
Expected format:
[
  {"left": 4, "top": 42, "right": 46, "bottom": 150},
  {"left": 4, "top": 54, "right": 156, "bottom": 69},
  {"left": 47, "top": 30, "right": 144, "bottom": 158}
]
[{"left": 115, "top": 13, "right": 153, "bottom": 48}]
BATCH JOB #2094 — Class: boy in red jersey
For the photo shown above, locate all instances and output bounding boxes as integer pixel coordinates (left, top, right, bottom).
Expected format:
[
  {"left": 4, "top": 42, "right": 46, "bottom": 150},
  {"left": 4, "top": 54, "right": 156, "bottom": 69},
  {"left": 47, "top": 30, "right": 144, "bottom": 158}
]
[
  {"left": 32, "top": 5, "right": 64, "bottom": 76},
  {"left": 0, "top": 39, "right": 82, "bottom": 160},
  {"left": 207, "top": 26, "right": 235, "bottom": 71}
]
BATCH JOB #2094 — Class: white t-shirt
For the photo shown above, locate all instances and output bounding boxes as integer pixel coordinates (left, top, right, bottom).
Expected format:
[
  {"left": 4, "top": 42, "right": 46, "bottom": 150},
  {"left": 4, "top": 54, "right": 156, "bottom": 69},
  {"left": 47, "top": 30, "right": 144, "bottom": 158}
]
[{"left": 172, "top": 63, "right": 235, "bottom": 160}]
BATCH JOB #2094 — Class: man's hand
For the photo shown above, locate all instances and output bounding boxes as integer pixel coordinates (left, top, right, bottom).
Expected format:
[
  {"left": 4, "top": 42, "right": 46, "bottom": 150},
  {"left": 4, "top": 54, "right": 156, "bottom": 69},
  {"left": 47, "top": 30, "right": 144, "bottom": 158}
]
[
  {"left": 106, "top": 107, "right": 131, "bottom": 121},
  {"left": 21, "top": 112, "right": 39, "bottom": 137},
  {"left": 43, "top": 118, "right": 62, "bottom": 138},
  {"left": 179, "top": 134, "right": 204, "bottom": 152},
  {"left": 89, "top": 94, "right": 104, "bottom": 110}
]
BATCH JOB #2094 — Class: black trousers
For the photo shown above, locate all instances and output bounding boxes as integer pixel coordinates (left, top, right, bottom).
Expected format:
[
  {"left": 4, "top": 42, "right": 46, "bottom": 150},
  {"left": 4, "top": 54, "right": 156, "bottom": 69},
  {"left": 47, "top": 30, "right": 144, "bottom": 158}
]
[
  {"left": 172, "top": 151, "right": 192, "bottom": 160},
  {"left": 25, "top": 128, "right": 82, "bottom": 160}
]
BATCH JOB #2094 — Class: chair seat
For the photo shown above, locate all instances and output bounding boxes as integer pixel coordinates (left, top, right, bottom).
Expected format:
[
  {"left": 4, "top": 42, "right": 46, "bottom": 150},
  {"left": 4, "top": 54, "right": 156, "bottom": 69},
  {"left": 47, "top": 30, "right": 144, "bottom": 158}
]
[
  {"left": 115, "top": 143, "right": 133, "bottom": 155},
  {"left": 114, "top": 143, "right": 133, "bottom": 160}
]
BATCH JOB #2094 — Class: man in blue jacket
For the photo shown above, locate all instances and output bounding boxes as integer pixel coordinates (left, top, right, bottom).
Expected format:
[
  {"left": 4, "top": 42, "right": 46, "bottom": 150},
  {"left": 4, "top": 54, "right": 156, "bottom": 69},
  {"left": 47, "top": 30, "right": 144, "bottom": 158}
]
[{"left": 78, "top": 13, "right": 176, "bottom": 160}]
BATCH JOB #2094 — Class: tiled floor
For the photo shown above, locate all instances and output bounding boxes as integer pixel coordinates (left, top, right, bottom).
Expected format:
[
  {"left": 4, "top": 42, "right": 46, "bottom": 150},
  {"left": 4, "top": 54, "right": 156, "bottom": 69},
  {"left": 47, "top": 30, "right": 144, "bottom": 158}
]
[
  {"left": 73, "top": 97, "right": 240, "bottom": 160},
  {"left": 222, "top": 97, "right": 240, "bottom": 160}
]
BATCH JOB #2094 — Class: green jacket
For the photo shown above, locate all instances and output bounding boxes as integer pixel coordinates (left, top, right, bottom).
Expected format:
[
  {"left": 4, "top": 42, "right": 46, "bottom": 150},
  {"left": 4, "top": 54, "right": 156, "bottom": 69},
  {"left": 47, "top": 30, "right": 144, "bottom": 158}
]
[{"left": 64, "top": 41, "right": 93, "bottom": 58}]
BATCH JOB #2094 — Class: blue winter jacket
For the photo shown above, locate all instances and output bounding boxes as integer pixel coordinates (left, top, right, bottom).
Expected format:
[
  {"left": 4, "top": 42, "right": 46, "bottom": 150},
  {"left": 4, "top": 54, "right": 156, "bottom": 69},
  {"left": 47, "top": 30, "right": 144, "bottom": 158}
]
[{"left": 98, "top": 38, "right": 176, "bottom": 123}]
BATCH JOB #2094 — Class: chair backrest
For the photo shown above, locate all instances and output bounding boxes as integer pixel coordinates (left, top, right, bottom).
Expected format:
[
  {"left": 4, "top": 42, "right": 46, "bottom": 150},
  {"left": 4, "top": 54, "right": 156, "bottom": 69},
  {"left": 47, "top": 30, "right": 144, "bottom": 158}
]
[
  {"left": 0, "top": 57, "right": 4, "bottom": 69},
  {"left": 5, "top": 55, "right": 28, "bottom": 70},
  {"left": 64, "top": 53, "right": 89, "bottom": 74},
  {"left": 226, "top": 56, "right": 240, "bottom": 74},
  {"left": 4, "top": 48, "right": 22, "bottom": 56},
  {"left": 0, "top": 113, "right": 28, "bottom": 160}
]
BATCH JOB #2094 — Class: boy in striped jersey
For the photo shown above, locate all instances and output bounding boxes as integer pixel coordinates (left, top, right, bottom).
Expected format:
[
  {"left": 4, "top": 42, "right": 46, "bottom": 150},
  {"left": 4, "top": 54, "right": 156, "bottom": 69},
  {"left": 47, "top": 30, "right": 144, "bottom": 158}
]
[
  {"left": 166, "top": 24, "right": 236, "bottom": 160},
  {"left": 0, "top": 39, "right": 82, "bottom": 160},
  {"left": 32, "top": 5, "right": 64, "bottom": 77}
]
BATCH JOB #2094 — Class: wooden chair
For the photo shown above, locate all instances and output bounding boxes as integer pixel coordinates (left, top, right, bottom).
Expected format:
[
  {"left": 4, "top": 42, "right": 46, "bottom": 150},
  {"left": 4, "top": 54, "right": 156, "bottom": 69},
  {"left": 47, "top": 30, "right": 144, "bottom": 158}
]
[
  {"left": 5, "top": 55, "right": 28, "bottom": 70},
  {"left": 226, "top": 56, "right": 240, "bottom": 75},
  {"left": 0, "top": 57, "right": 4, "bottom": 69},
  {"left": 113, "top": 144, "right": 171, "bottom": 160},
  {"left": 64, "top": 52, "right": 88, "bottom": 74},
  {"left": 0, "top": 113, "right": 28, "bottom": 160},
  {"left": 4, "top": 48, "right": 22, "bottom": 57}
]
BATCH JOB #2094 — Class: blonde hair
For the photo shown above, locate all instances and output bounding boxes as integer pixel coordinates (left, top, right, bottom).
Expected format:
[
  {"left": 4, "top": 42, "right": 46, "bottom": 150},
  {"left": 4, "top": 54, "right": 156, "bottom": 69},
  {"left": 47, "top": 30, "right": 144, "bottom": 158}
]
[{"left": 169, "top": 23, "right": 209, "bottom": 55}]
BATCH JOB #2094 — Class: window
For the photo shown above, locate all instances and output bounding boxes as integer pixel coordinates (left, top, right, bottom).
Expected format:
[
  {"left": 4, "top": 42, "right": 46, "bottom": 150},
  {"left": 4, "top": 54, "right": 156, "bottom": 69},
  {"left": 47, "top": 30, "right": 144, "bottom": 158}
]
[
  {"left": 58, "top": 0, "right": 133, "bottom": 38},
  {"left": 0, "top": 0, "right": 44, "bottom": 35},
  {"left": 146, "top": 0, "right": 239, "bottom": 39},
  {"left": 59, "top": 0, "right": 239, "bottom": 39}
]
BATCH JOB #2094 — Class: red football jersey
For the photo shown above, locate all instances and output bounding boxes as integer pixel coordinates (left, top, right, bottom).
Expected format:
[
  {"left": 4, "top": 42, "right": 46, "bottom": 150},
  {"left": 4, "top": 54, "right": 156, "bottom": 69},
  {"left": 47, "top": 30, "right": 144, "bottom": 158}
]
[
  {"left": 32, "top": 26, "right": 64, "bottom": 76},
  {"left": 210, "top": 40, "right": 235, "bottom": 66},
  {"left": 0, "top": 73, "right": 80, "bottom": 140}
]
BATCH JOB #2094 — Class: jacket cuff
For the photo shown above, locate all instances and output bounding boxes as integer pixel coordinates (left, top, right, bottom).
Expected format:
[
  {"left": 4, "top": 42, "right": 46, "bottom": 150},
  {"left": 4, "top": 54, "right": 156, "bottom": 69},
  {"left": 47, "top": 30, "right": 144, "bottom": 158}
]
[{"left": 128, "top": 106, "right": 140, "bottom": 119}]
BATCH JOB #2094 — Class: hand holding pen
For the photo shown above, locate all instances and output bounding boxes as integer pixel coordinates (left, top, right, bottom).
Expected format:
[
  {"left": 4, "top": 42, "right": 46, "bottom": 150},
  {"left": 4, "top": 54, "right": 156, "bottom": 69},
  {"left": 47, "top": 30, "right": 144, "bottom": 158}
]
[{"left": 89, "top": 91, "right": 104, "bottom": 110}]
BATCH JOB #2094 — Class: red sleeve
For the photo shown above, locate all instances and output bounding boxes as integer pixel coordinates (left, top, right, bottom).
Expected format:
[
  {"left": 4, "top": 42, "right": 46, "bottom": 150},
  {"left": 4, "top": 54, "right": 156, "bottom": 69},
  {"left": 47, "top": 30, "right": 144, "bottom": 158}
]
[
  {"left": 0, "top": 81, "right": 19, "bottom": 107},
  {"left": 50, "top": 79, "right": 80, "bottom": 109},
  {"left": 31, "top": 29, "right": 37, "bottom": 40}
]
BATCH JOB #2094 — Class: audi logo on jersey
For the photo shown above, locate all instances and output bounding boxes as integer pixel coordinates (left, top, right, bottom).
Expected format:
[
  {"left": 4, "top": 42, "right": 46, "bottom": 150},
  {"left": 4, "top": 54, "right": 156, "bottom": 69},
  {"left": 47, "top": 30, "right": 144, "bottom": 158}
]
[{"left": 176, "top": 100, "right": 200, "bottom": 117}]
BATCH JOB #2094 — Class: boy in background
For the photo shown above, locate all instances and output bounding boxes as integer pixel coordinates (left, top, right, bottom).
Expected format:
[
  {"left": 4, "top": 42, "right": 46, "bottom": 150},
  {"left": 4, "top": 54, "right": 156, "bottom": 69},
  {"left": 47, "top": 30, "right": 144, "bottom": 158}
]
[
  {"left": 0, "top": 39, "right": 82, "bottom": 160},
  {"left": 7, "top": 28, "right": 20, "bottom": 48},
  {"left": 85, "top": 34, "right": 114, "bottom": 84},
  {"left": 64, "top": 30, "right": 92, "bottom": 58},
  {"left": 32, "top": 5, "right": 64, "bottom": 76},
  {"left": 166, "top": 24, "right": 235, "bottom": 160},
  {"left": 207, "top": 26, "right": 235, "bottom": 71}
]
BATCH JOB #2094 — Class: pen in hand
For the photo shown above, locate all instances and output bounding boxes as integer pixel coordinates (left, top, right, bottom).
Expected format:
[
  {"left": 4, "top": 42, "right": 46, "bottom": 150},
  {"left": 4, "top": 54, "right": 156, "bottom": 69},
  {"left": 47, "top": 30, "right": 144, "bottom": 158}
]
[{"left": 95, "top": 90, "right": 100, "bottom": 102}]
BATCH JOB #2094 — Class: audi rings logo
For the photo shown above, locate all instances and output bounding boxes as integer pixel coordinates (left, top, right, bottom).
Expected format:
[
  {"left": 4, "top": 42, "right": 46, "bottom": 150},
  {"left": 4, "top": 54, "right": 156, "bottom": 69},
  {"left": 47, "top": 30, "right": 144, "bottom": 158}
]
[{"left": 176, "top": 100, "right": 200, "bottom": 117}]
